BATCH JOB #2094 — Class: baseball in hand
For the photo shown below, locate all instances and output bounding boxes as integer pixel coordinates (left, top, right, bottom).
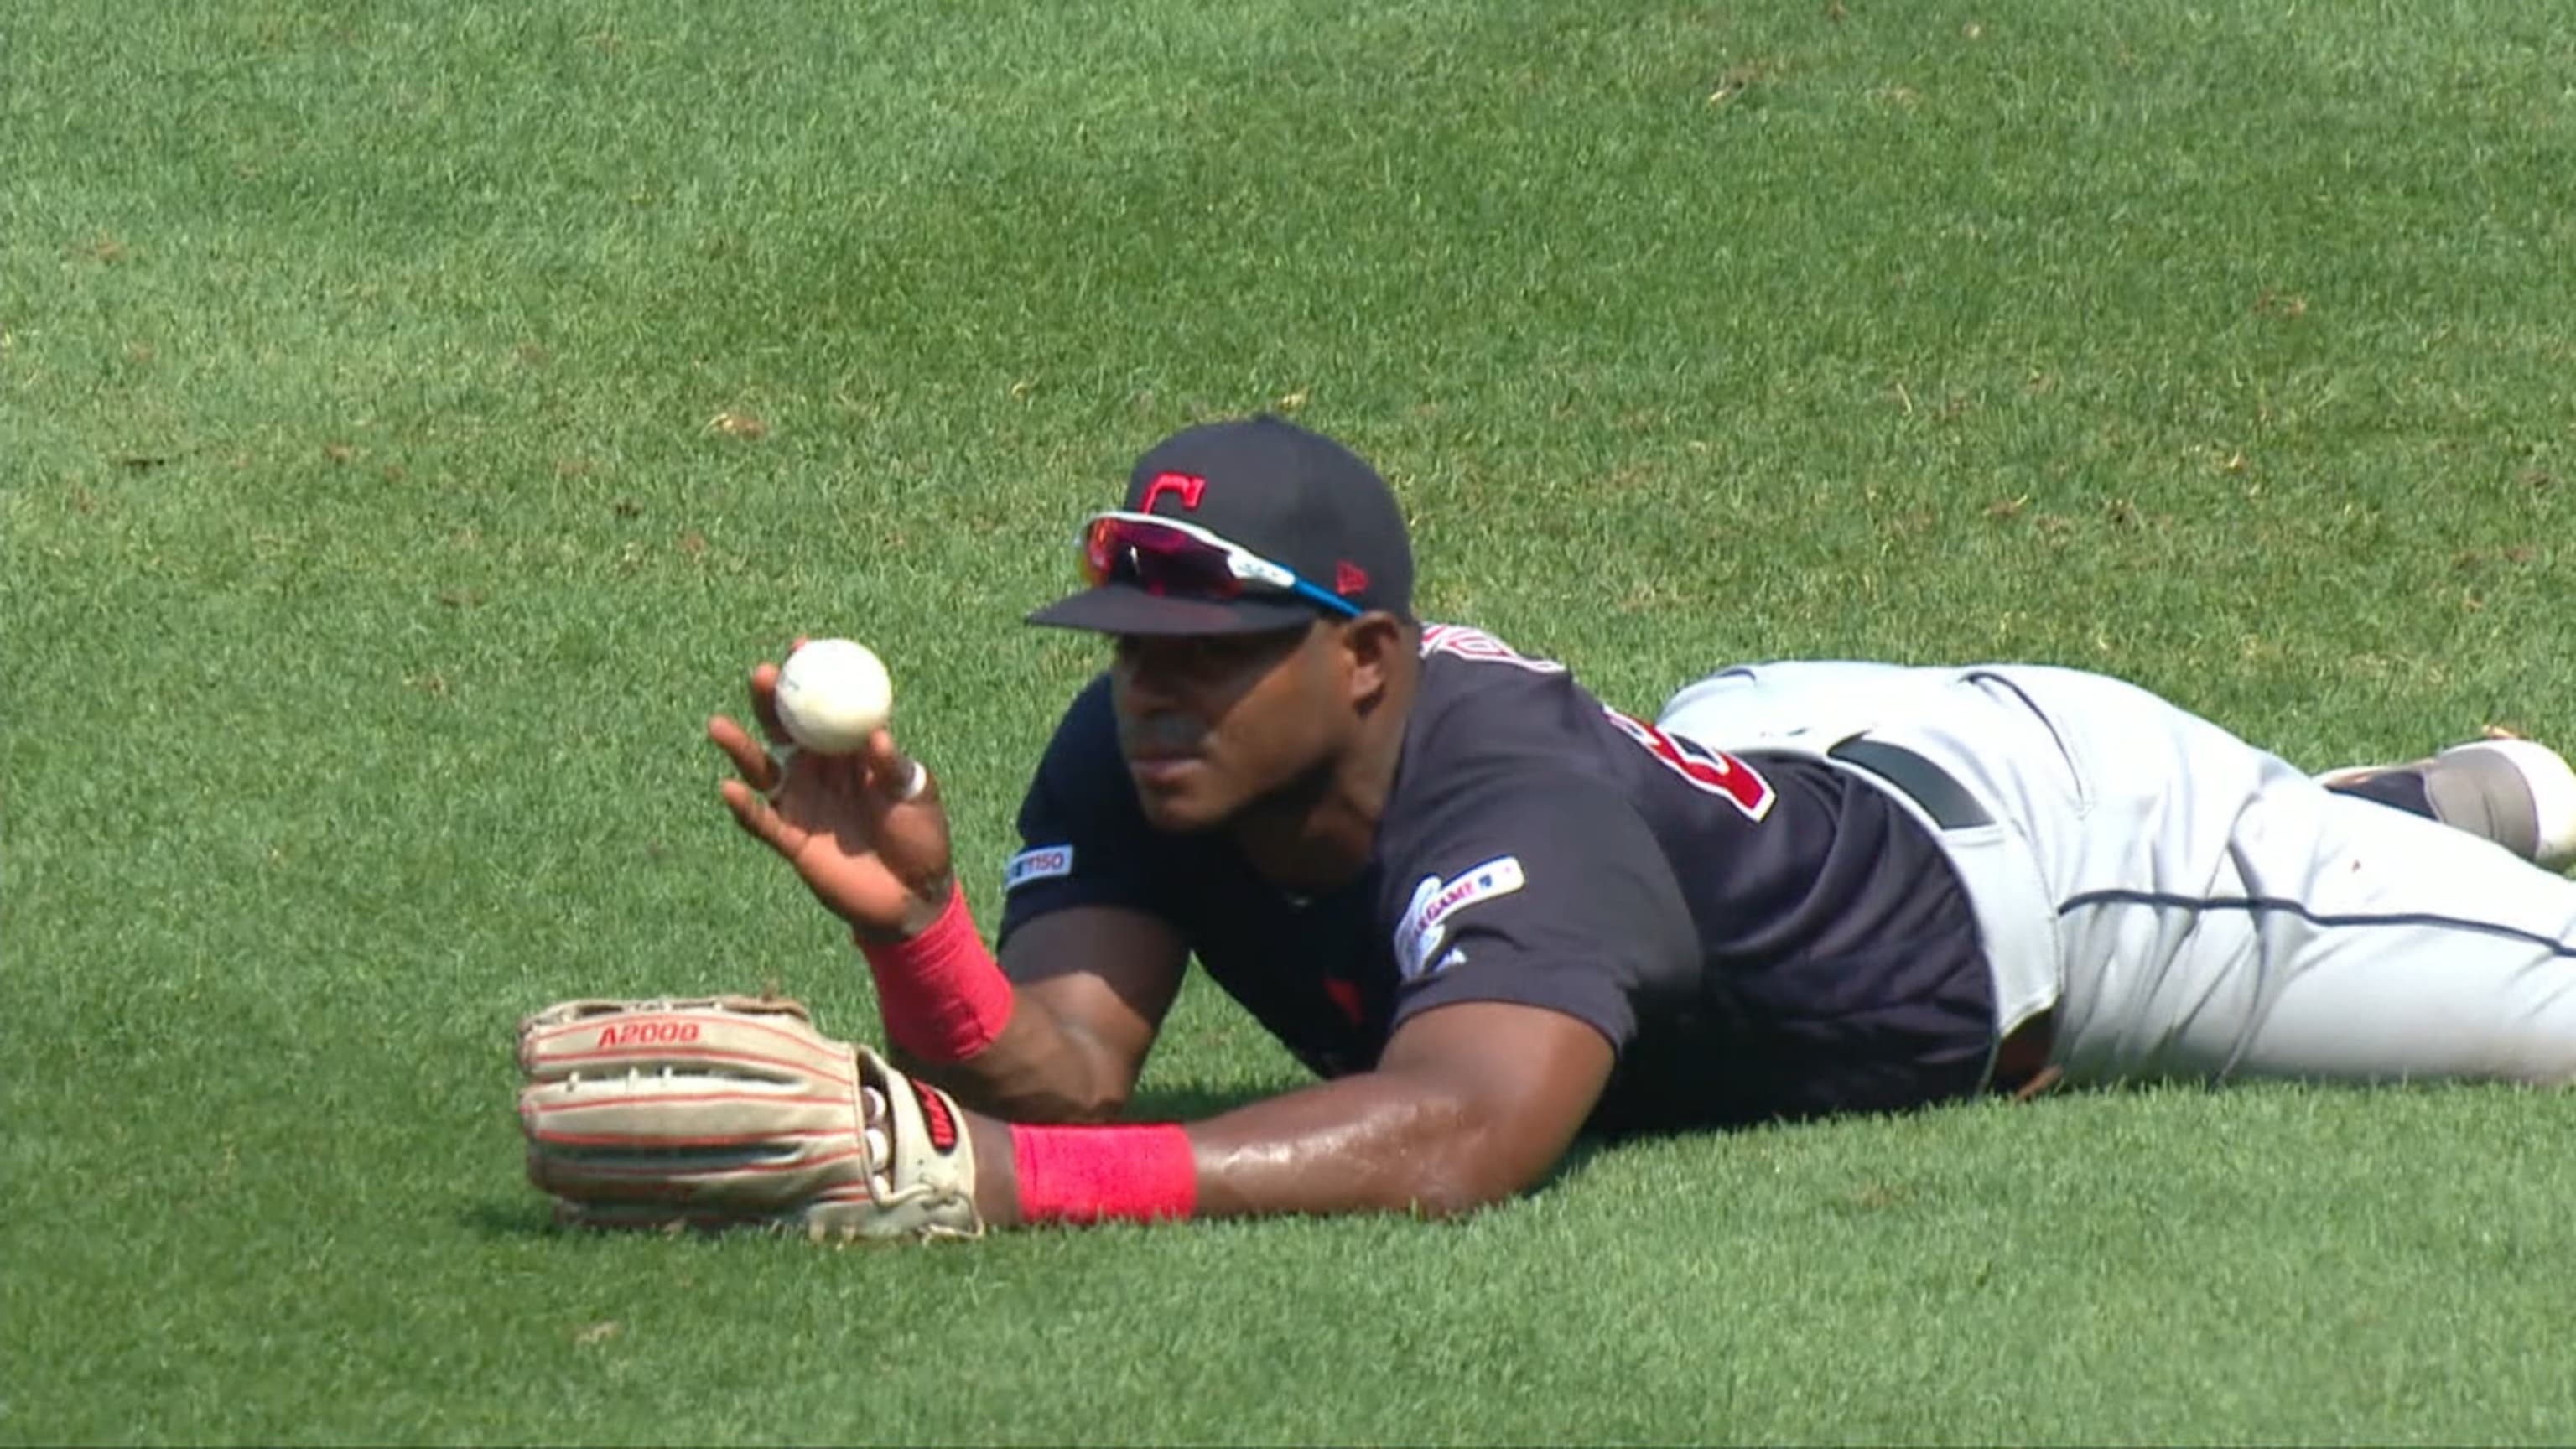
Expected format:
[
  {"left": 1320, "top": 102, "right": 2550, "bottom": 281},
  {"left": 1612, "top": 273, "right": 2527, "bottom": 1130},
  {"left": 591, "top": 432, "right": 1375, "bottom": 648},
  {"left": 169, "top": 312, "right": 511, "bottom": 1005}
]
[{"left": 775, "top": 639, "right": 894, "bottom": 755}]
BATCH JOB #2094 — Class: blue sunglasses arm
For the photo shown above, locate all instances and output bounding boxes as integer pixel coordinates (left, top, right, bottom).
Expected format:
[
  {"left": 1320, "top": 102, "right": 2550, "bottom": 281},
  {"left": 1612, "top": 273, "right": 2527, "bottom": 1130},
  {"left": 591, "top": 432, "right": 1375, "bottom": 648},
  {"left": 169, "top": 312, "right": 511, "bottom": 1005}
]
[{"left": 1290, "top": 579, "right": 1366, "bottom": 617}]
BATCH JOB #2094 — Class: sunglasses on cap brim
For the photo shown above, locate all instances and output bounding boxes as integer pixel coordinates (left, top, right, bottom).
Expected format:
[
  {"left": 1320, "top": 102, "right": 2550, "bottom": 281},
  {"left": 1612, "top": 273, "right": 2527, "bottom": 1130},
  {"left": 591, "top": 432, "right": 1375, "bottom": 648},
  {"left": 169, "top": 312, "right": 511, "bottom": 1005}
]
[{"left": 1078, "top": 511, "right": 1363, "bottom": 619}]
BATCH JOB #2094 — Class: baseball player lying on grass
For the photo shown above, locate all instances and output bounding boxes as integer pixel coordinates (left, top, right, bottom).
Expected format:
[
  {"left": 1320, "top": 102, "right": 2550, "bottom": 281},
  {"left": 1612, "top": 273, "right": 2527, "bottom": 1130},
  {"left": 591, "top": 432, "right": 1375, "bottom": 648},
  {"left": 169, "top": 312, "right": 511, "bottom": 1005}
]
[{"left": 516, "top": 417, "right": 2576, "bottom": 1240}]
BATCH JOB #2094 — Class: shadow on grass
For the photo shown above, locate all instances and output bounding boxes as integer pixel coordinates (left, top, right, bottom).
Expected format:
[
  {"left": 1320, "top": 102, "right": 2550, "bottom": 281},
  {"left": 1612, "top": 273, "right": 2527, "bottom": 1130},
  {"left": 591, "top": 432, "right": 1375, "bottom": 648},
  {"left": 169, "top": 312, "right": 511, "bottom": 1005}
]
[
  {"left": 461, "top": 1197, "right": 564, "bottom": 1239},
  {"left": 1122, "top": 1080, "right": 1287, "bottom": 1120}
]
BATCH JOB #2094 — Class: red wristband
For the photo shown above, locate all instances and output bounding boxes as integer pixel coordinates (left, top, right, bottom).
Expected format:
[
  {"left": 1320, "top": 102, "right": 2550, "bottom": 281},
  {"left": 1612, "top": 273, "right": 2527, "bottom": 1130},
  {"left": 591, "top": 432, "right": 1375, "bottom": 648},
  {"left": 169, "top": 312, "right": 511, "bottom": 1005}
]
[
  {"left": 1010, "top": 1124, "right": 1199, "bottom": 1225},
  {"left": 854, "top": 884, "right": 1014, "bottom": 1062}
]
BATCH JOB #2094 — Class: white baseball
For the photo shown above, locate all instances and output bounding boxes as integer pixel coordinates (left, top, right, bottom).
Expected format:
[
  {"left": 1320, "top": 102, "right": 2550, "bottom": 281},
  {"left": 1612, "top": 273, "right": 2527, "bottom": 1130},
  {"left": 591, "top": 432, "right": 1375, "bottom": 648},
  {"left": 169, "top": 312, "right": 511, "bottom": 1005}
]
[{"left": 775, "top": 638, "right": 893, "bottom": 755}]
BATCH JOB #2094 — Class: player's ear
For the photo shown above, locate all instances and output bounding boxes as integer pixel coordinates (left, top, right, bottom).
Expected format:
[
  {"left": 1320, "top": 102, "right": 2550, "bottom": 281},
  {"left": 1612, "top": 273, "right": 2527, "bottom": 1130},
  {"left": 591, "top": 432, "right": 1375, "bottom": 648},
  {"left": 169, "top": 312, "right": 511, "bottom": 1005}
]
[{"left": 1337, "top": 612, "right": 1409, "bottom": 709}]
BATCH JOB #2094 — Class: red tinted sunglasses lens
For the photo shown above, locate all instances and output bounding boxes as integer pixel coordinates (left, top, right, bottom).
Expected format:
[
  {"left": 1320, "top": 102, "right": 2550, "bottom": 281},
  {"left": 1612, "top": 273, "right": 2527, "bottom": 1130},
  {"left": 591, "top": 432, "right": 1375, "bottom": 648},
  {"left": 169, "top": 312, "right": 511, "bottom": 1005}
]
[{"left": 1082, "top": 518, "right": 1246, "bottom": 599}]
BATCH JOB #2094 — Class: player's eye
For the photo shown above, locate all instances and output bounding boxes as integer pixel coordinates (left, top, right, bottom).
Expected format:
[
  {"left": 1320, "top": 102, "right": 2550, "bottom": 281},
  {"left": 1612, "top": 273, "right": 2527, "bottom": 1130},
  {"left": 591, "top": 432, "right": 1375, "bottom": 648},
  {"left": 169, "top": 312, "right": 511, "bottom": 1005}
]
[
  {"left": 1112, "top": 628, "right": 1308, "bottom": 684},
  {"left": 1109, "top": 634, "right": 1233, "bottom": 678}
]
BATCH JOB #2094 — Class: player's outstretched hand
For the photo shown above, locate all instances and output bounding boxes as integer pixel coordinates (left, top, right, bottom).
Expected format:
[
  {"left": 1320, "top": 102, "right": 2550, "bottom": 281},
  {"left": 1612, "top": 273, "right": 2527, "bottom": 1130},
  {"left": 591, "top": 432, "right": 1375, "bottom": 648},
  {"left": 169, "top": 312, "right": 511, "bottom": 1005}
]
[{"left": 708, "top": 646, "right": 955, "bottom": 941}]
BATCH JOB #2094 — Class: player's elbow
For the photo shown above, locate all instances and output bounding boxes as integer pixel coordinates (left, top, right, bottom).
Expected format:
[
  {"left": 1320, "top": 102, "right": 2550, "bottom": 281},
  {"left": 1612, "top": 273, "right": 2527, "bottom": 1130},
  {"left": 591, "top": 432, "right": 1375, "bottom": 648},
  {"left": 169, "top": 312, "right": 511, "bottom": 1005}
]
[
  {"left": 988, "top": 1070, "right": 1131, "bottom": 1125},
  {"left": 891, "top": 1047, "right": 1128, "bottom": 1125},
  {"left": 1052, "top": 1078, "right": 1130, "bottom": 1124},
  {"left": 1402, "top": 1176, "right": 1512, "bottom": 1221},
  {"left": 1395, "top": 1098, "right": 1555, "bottom": 1220},
  {"left": 1368, "top": 1000, "right": 1608, "bottom": 1220}
]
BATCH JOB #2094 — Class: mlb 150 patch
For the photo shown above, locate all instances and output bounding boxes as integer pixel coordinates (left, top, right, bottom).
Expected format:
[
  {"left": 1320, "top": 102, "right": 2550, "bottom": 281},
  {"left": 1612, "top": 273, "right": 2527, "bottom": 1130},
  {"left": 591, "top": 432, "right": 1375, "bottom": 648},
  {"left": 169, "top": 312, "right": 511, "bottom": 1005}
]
[{"left": 1005, "top": 845, "right": 1075, "bottom": 891}]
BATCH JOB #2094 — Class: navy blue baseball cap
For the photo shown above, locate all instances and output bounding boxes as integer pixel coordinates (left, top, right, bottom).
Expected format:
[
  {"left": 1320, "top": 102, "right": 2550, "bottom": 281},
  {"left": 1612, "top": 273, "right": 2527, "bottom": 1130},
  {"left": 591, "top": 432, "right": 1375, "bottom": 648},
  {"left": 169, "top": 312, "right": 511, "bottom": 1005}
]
[{"left": 1027, "top": 415, "right": 1415, "bottom": 636}]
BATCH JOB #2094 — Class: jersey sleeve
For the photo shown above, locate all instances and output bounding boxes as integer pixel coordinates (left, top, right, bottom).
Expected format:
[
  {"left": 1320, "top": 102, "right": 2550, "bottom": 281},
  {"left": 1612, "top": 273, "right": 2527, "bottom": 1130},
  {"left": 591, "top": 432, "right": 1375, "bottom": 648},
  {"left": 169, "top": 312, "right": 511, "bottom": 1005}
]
[
  {"left": 1379, "top": 774, "right": 1701, "bottom": 1052},
  {"left": 992, "top": 677, "right": 1190, "bottom": 959}
]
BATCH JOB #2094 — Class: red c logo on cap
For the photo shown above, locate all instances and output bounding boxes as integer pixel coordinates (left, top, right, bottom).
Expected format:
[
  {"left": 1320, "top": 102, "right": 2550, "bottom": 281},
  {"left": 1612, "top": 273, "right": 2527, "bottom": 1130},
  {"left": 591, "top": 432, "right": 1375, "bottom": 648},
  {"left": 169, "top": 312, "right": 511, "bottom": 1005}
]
[
  {"left": 1334, "top": 561, "right": 1369, "bottom": 596},
  {"left": 1141, "top": 472, "right": 1207, "bottom": 512}
]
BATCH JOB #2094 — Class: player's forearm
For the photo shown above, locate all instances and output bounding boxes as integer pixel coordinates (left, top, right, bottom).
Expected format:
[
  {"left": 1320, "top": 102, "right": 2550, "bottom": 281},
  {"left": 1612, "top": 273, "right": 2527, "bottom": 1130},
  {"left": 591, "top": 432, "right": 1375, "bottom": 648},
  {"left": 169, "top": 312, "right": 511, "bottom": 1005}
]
[
  {"left": 962, "top": 1001, "right": 1609, "bottom": 1230},
  {"left": 891, "top": 1000, "right": 1130, "bottom": 1124},
  {"left": 963, "top": 1067, "right": 1548, "bottom": 1229},
  {"left": 1186, "top": 1068, "right": 1540, "bottom": 1219},
  {"left": 856, "top": 885, "right": 1132, "bottom": 1124}
]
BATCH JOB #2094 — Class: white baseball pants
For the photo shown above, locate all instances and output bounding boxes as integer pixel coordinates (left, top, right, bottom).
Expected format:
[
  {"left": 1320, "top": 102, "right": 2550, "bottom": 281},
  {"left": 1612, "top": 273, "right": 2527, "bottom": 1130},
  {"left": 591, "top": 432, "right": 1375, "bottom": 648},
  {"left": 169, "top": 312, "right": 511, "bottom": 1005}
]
[{"left": 1659, "top": 661, "right": 2576, "bottom": 1086}]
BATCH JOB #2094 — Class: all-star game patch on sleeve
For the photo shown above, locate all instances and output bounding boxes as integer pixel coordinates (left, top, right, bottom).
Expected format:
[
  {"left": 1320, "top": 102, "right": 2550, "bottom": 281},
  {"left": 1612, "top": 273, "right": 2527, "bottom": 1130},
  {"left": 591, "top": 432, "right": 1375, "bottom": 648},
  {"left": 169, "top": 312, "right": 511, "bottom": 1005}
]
[
  {"left": 1377, "top": 773, "right": 1702, "bottom": 1052},
  {"left": 994, "top": 676, "right": 1190, "bottom": 958}
]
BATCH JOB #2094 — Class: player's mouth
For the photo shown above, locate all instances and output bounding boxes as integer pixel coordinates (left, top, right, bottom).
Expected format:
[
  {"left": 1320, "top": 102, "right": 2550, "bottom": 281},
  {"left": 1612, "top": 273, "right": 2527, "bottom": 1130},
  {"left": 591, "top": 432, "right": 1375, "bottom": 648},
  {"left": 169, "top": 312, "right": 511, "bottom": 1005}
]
[
  {"left": 1127, "top": 757, "right": 1202, "bottom": 792},
  {"left": 1124, "top": 746, "right": 1203, "bottom": 787},
  {"left": 1120, "top": 716, "right": 1206, "bottom": 784}
]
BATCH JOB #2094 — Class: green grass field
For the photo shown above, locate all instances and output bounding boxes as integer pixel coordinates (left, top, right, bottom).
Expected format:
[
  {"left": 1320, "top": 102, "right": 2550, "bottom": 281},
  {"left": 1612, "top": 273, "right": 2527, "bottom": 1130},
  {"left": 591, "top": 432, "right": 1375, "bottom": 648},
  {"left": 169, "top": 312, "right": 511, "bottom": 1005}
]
[{"left": 7, "top": 0, "right": 2574, "bottom": 1441}]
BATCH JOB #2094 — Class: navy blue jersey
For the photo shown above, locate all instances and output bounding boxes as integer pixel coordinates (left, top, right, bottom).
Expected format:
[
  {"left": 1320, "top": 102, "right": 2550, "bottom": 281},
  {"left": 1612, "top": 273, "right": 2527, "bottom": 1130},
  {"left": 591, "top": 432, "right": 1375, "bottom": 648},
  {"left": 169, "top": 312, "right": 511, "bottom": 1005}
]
[{"left": 995, "top": 625, "right": 1992, "bottom": 1132}]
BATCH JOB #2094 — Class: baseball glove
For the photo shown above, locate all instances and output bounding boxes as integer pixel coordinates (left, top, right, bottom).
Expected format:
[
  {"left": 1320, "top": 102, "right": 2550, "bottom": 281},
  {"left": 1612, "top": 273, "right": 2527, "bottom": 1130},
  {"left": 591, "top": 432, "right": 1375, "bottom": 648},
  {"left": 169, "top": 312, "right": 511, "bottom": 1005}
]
[{"left": 515, "top": 995, "right": 983, "bottom": 1240}]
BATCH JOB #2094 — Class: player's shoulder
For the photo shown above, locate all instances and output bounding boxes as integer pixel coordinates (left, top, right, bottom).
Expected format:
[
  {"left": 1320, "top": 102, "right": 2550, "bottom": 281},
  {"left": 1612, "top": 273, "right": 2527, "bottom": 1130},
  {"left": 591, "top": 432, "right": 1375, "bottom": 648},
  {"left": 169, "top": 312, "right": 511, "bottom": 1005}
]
[
  {"left": 1002, "top": 672, "right": 1178, "bottom": 927},
  {"left": 1372, "top": 711, "right": 1686, "bottom": 984},
  {"left": 1388, "top": 622, "right": 1641, "bottom": 834},
  {"left": 1037, "top": 671, "right": 1121, "bottom": 758},
  {"left": 1404, "top": 622, "right": 1613, "bottom": 778},
  {"left": 1416, "top": 622, "right": 1574, "bottom": 676},
  {"left": 1021, "top": 672, "right": 1139, "bottom": 825}
]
